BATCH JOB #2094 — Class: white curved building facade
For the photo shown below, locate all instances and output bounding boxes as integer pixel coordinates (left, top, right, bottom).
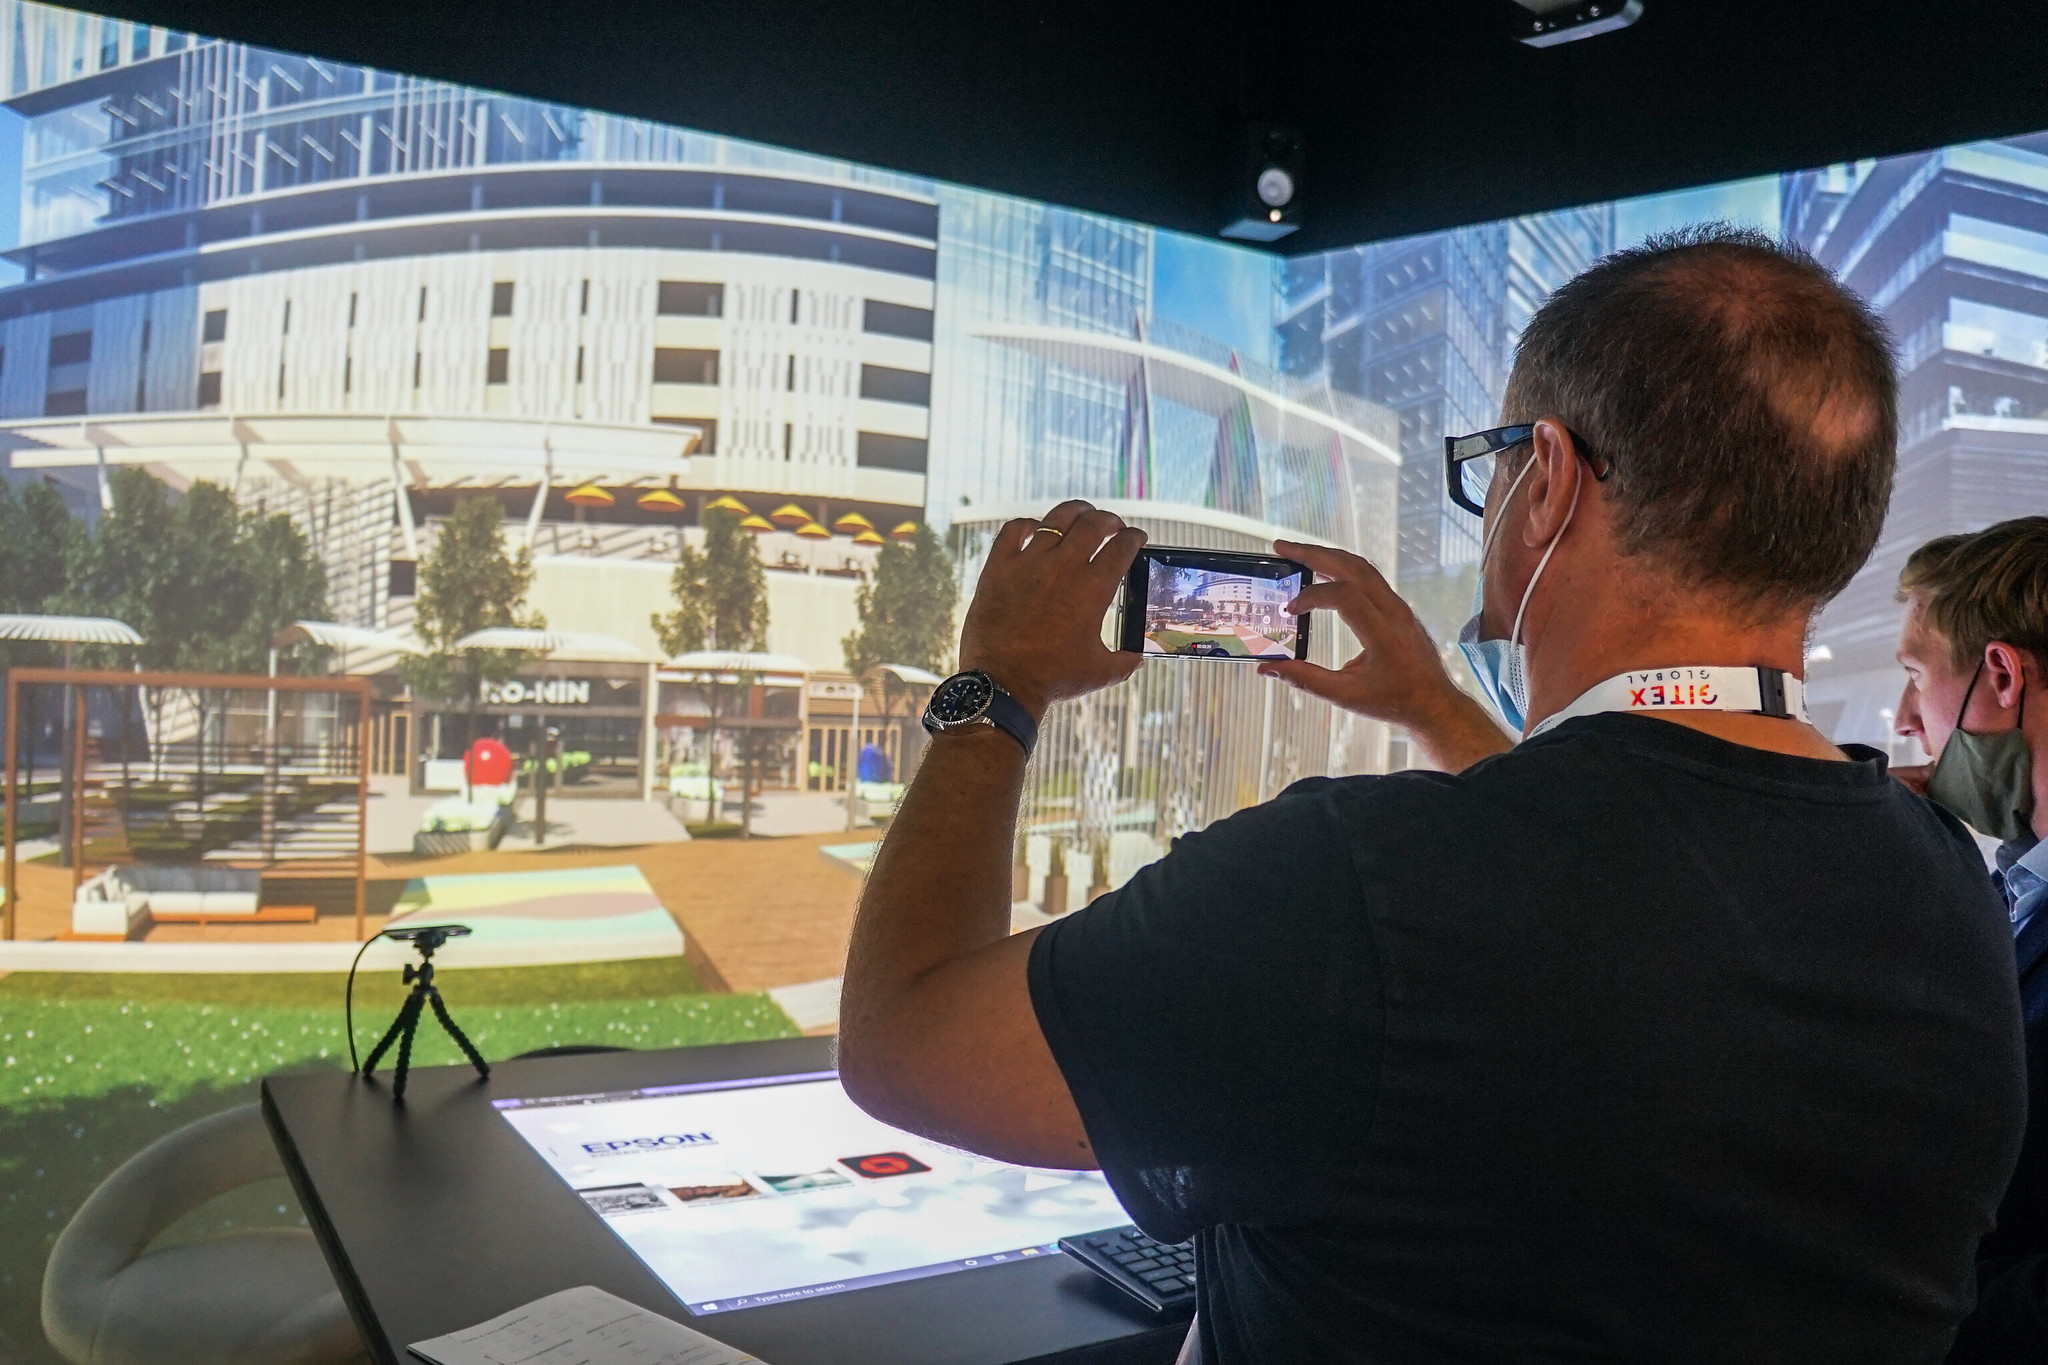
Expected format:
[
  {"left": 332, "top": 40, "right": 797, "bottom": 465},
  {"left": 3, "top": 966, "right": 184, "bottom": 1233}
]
[{"left": 0, "top": 7, "right": 937, "bottom": 674}]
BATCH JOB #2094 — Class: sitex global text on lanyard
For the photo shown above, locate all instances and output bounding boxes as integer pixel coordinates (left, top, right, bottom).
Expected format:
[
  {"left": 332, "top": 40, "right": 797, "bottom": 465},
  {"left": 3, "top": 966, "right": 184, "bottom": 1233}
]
[{"left": 1524, "top": 666, "right": 1808, "bottom": 740}]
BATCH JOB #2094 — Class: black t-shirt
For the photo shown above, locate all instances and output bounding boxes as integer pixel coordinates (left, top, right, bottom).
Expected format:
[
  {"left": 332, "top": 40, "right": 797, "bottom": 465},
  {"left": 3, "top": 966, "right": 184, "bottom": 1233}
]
[{"left": 1028, "top": 713, "right": 2027, "bottom": 1364}]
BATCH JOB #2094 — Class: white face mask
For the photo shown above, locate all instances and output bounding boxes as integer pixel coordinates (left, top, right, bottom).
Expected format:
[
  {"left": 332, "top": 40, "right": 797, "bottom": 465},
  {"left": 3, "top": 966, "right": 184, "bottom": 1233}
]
[{"left": 1455, "top": 451, "right": 1580, "bottom": 737}]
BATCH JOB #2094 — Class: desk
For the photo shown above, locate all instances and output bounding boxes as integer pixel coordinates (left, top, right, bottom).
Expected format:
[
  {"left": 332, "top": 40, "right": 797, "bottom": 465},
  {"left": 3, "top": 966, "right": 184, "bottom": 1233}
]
[{"left": 263, "top": 1038, "right": 1187, "bottom": 1365}]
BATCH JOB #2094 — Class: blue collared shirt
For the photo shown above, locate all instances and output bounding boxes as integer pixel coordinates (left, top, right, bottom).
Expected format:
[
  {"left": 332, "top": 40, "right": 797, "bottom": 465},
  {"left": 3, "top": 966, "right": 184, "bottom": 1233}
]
[{"left": 1996, "top": 837, "right": 2048, "bottom": 938}]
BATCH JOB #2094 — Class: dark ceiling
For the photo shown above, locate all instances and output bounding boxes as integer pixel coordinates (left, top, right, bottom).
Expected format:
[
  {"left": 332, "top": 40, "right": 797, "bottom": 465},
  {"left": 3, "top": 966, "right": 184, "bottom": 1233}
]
[{"left": 79, "top": 0, "right": 2048, "bottom": 254}]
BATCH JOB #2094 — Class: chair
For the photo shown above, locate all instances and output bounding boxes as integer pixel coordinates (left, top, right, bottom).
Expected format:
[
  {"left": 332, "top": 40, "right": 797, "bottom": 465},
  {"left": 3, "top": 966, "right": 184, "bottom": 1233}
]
[{"left": 42, "top": 1103, "right": 367, "bottom": 1365}]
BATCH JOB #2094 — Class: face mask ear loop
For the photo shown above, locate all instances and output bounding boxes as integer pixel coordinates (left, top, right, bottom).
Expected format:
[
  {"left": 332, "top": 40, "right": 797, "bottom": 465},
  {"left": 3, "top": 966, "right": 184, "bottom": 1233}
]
[
  {"left": 1478, "top": 453, "right": 1540, "bottom": 572},
  {"left": 1509, "top": 474, "right": 1581, "bottom": 653},
  {"left": 1953, "top": 660, "right": 1985, "bottom": 733}
]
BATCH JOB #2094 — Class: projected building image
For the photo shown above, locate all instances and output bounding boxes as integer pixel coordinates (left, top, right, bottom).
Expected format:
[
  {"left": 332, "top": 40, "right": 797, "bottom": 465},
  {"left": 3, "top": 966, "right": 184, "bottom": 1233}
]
[{"left": 0, "top": 11, "right": 941, "bottom": 811}]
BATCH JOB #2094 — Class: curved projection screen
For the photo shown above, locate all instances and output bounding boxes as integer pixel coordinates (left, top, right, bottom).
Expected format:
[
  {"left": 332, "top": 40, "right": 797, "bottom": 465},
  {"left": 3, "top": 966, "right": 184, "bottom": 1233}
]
[{"left": 0, "top": 0, "right": 2043, "bottom": 1350}]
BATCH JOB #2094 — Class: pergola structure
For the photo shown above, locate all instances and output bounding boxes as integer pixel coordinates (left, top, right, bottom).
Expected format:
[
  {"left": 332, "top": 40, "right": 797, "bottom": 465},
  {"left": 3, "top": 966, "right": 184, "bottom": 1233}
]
[{"left": 2, "top": 667, "right": 373, "bottom": 942}]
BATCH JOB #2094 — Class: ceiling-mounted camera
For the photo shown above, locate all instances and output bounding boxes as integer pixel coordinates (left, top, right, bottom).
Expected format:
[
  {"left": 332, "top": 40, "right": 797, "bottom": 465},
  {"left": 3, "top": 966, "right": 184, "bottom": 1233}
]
[
  {"left": 1509, "top": 0, "right": 1643, "bottom": 48},
  {"left": 1220, "top": 124, "right": 1305, "bottom": 244}
]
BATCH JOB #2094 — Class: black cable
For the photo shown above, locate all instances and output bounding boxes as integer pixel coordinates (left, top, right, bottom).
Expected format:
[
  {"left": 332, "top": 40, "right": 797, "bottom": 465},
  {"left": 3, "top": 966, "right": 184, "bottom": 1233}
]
[{"left": 345, "top": 929, "right": 398, "bottom": 1074}]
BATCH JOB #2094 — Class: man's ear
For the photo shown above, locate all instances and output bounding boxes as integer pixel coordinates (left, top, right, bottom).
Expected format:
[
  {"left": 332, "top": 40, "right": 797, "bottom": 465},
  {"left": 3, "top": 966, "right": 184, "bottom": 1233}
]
[
  {"left": 1520, "top": 417, "right": 1582, "bottom": 548},
  {"left": 1984, "top": 641, "right": 2030, "bottom": 711}
]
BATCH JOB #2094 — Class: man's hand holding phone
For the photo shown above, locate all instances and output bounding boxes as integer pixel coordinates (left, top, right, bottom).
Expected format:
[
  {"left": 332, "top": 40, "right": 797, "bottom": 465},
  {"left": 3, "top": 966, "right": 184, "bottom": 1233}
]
[
  {"left": 1261, "top": 540, "right": 1513, "bottom": 772},
  {"left": 958, "top": 500, "right": 1149, "bottom": 721}
]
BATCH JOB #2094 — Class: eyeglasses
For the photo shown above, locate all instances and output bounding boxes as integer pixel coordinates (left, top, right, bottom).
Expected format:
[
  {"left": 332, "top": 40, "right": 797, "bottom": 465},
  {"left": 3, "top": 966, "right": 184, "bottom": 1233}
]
[{"left": 1443, "top": 423, "right": 1610, "bottom": 518}]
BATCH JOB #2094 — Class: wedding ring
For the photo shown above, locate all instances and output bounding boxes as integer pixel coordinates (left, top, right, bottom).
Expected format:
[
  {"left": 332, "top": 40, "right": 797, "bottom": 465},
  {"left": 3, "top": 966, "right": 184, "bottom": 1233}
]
[{"left": 1036, "top": 526, "right": 1065, "bottom": 538}]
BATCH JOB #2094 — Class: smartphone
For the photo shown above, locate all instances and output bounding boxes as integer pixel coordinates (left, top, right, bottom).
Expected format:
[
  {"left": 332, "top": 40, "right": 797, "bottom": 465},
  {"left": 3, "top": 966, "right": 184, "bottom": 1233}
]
[{"left": 1118, "top": 546, "right": 1311, "bottom": 661}]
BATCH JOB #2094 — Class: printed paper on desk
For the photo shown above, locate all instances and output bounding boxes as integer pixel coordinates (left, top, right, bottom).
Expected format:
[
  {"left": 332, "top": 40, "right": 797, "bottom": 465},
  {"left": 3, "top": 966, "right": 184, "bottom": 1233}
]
[{"left": 408, "top": 1285, "right": 767, "bottom": 1365}]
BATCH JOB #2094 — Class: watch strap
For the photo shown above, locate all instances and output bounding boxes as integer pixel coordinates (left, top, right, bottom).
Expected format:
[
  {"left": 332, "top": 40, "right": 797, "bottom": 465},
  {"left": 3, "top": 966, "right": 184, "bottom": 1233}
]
[{"left": 981, "top": 683, "right": 1038, "bottom": 758}]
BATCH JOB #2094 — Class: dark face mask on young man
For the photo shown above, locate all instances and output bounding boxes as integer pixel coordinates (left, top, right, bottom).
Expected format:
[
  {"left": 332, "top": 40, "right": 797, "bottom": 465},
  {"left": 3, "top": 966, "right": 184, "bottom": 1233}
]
[{"left": 1927, "top": 661, "right": 2036, "bottom": 844}]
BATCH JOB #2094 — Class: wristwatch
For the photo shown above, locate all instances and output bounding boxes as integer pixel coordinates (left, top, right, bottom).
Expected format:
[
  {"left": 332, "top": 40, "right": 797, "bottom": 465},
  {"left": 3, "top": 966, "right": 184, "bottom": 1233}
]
[{"left": 921, "top": 669, "right": 1038, "bottom": 758}]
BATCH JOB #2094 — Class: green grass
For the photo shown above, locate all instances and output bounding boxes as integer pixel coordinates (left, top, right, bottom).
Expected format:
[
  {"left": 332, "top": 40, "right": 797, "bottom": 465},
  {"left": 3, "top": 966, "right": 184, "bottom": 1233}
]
[{"left": 0, "top": 961, "right": 802, "bottom": 1362}]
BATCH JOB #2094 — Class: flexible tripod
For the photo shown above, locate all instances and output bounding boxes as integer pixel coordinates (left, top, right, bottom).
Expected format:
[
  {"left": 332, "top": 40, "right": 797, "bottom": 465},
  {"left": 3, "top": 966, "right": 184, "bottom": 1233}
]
[{"left": 360, "top": 926, "right": 491, "bottom": 1100}]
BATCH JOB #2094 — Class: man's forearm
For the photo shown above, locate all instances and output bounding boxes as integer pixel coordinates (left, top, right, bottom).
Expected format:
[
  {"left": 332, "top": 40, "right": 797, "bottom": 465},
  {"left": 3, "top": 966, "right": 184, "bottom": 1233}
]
[
  {"left": 1402, "top": 685, "right": 1515, "bottom": 772},
  {"left": 840, "top": 727, "right": 1027, "bottom": 1069}
]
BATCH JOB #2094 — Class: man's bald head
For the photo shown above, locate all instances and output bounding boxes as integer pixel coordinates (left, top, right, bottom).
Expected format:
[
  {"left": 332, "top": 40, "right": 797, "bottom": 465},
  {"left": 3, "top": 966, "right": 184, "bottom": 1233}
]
[{"left": 1503, "top": 224, "right": 1896, "bottom": 620}]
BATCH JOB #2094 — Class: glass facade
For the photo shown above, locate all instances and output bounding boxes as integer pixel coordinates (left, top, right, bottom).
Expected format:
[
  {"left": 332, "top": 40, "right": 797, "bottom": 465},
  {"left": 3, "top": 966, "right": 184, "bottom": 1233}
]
[{"left": 1787, "top": 139, "right": 2048, "bottom": 744}]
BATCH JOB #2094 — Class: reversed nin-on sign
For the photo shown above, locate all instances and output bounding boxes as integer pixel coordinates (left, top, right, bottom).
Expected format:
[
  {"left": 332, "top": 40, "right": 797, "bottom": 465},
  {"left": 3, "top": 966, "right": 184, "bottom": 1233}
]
[{"left": 840, "top": 1151, "right": 932, "bottom": 1179}]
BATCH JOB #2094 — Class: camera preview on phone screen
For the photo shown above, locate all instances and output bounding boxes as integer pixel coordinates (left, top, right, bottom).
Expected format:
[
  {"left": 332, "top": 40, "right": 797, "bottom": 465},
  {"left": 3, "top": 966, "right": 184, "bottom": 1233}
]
[{"left": 1119, "top": 548, "right": 1310, "bottom": 662}]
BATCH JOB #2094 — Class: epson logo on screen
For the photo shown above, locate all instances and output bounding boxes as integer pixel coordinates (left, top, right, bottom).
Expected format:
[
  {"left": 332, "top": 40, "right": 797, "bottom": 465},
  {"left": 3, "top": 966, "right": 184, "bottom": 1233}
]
[{"left": 580, "top": 1132, "right": 717, "bottom": 1155}]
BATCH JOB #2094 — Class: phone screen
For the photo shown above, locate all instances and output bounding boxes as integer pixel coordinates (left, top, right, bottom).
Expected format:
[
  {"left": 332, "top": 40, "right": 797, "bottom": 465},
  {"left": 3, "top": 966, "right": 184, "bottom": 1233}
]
[{"left": 1119, "top": 547, "right": 1310, "bottom": 661}]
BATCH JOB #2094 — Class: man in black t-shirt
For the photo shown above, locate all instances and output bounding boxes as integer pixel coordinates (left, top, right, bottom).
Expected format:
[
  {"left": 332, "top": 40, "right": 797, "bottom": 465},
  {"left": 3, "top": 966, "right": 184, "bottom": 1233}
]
[{"left": 838, "top": 226, "right": 2026, "bottom": 1363}]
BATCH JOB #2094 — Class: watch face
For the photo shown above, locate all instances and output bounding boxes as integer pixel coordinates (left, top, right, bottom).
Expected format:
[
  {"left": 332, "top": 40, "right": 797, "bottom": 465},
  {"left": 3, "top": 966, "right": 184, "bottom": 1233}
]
[{"left": 927, "top": 671, "right": 996, "bottom": 725}]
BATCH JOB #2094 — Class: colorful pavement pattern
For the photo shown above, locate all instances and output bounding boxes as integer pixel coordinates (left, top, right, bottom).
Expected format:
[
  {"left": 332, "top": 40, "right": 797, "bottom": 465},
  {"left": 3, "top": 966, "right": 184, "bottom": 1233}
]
[{"left": 384, "top": 864, "right": 685, "bottom": 957}]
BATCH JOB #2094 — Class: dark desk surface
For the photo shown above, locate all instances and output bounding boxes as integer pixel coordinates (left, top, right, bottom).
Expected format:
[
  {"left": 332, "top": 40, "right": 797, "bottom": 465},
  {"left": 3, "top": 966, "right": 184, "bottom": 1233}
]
[{"left": 263, "top": 1038, "right": 1187, "bottom": 1365}]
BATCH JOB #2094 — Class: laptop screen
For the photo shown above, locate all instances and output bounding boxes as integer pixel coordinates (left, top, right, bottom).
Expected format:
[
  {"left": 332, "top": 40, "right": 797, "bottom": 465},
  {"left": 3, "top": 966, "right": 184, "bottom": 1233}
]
[{"left": 496, "top": 1070, "right": 1130, "bottom": 1315}]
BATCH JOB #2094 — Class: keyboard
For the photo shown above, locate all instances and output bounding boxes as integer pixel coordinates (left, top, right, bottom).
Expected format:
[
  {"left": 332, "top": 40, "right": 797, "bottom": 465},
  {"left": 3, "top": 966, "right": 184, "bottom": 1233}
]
[{"left": 1058, "top": 1224, "right": 1198, "bottom": 1313}]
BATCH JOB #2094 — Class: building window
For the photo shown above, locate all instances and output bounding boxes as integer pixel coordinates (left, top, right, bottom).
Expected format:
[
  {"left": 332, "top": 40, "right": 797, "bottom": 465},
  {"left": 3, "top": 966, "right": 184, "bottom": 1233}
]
[
  {"left": 48, "top": 331, "right": 91, "bottom": 366},
  {"left": 344, "top": 357, "right": 352, "bottom": 393},
  {"left": 418, "top": 287, "right": 428, "bottom": 322},
  {"left": 197, "top": 372, "right": 222, "bottom": 408},
  {"left": 652, "top": 348, "right": 719, "bottom": 384},
  {"left": 348, "top": 293, "right": 358, "bottom": 328},
  {"left": 856, "top": 431, "right": 928, "bottom": 473},
  {"left": 139, "top": 320, "right": 150, "bottom": 353},
  {"left": 656, "top": 281, "right": 722, "bottom": 317},
  {"left": 202, "top": 309, "right": 227, "bottom": 343},
  {"left": 491, "top": 282, "right": 515, "bottom": 317},
  {"left": 413, "top": 352, "right": 423, "bottom": 388},
  {"left": 389, "top": 560, "right": 417, "bottom": 598},
  {"left": 786, "top": 354, "right": 796, "bottom": 389},
  {"left": 862, "top": 300, "right": 933, "bottom": 342},
  {"left": 281, "top": 300, "right": 291, "bottom": 334},
  {"left": 487, "top": 348, "right": 510, "bottom": 384},
  {"left": 580, "top": 279, "right": 591, "bottom": 316},
  {"left": 784, "top": 423, "right": 793, "bottom": 459},
  {"left": 859, "top": 364, "right": 931, "bottom": 406},
  {"left": 575, "top": 346, "right": 585, "bottom": 384},
  {"left": 277, "top": 362, "right": 286, "bottom": 398},
  {"left": 790, "top": 290, "right": 801, "bottom": 325},
  {"left": 134, "top": 376, "right": 144, "bottom": 409},
  {"left": 44, "top": 389, "right": 86, "bottom": 417},
  {"left": 653, "top": 416, "right": 715, "bottom": 454}
]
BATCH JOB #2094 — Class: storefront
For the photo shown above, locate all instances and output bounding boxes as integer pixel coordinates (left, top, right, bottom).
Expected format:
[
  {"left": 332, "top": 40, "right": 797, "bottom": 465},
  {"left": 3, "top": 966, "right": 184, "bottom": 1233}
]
[
  {"left": 411, "top": 659, "right": 652, "bottom": 798},
  {"left": 800, "top": 670, "right": 932, "bottom": 792},
  {"left": 652, "top": 659, "right": 809, "bottom": 803}
]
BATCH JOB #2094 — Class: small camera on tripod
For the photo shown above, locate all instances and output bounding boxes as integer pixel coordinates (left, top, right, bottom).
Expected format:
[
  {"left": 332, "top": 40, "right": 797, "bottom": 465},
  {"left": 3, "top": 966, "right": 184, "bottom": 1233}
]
[{"left": 358, "top": 924, "right": 491, "bottom": 1101}]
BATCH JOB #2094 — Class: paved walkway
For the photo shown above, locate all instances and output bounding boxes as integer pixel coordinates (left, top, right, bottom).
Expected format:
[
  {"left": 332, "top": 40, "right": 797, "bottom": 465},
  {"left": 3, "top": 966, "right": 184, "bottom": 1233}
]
[{"left": 364, "top": 779, "right": 692, "bottom": 853}]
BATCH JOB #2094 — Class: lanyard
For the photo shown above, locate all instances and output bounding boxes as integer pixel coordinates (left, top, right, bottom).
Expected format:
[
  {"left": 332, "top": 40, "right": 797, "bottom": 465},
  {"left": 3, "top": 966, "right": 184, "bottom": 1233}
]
[{"left": 1525, "top": 666, "right": 1808, "bottom": 740}]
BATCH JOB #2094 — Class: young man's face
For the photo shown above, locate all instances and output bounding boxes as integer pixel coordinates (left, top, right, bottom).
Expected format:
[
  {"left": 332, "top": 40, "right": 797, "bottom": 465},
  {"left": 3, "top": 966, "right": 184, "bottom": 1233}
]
[{"left": 1895, "top": 592, "right": 1987, "bottom": 760}]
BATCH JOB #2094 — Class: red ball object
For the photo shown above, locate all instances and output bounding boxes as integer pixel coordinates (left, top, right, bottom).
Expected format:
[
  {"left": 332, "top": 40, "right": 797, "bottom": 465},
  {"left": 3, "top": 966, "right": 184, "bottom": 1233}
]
[{"left": 465, "top": 737, "right": 515, "bottom": 786}]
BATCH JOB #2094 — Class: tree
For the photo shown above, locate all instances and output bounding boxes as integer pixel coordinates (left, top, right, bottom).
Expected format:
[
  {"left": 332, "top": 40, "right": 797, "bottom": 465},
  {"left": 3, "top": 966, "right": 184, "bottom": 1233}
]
[
  {"left": 227, "top": 511, "right": 331, "bottom": 674},
  {"left": 0, "top": 477, "right": 79, "bottom": 617},
  {"left": 50, "top": 468, "right": 328, "bottom": 840},
  {"left": 0, "top": 477, "right": 81, "bottom": 825},
  {"left": 842, "top": 524, "right": 957, "bottom": 678},
  {"left": 651, "top": 508, "right": 769, "bottom": 829},
  {"left": 0, "top": 476, "right": 81, "bottom": 682},
  {"left": 843, "top": 524, "right": 958, "bottom": 786},
  {"left": 402, "top": 496, "right": 542, "bottom": 770}
]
